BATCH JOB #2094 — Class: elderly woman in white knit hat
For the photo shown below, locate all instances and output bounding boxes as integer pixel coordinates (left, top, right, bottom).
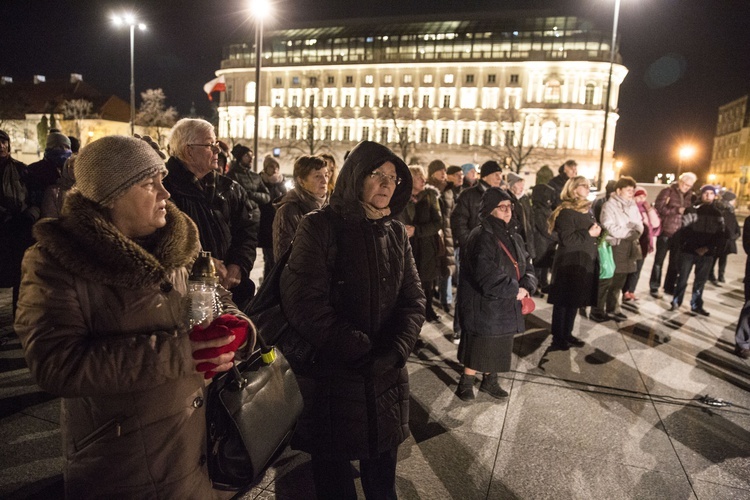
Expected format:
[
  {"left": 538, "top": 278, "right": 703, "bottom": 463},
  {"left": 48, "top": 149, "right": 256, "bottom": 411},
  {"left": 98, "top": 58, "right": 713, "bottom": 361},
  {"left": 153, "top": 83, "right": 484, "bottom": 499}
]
[{"left": 15, "top": 135, "right": 254, "bottom": 499}]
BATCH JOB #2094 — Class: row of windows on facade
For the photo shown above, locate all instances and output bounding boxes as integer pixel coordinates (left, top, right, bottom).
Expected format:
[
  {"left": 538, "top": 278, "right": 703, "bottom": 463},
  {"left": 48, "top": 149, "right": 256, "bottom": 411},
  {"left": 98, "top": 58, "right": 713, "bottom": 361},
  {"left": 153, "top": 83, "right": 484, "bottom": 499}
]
[
  {"left": 269, "top": 125, "right": 523, "bottom": 147},
  {"left": 275, "top": 73, "right": 517, "bottom": 87},
  {"left": 236, "top": 81, "right": 594, "bottom": 108}
]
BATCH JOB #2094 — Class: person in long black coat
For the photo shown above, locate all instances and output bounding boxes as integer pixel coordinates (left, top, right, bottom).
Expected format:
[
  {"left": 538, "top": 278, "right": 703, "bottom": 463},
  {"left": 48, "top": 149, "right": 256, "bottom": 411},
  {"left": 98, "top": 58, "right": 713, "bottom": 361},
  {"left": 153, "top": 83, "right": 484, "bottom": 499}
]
[
  {"left": 455, "top": 187, "right": 536, "bottom": 401},
  {"left": 530, "top": 182, "right": 557, "bottom": 294},
  {"left": 280, "top": 140, "right": 425, "bottom": 500},
  {"left": 547, "top": 176, "right": 601, "bottom": 351}
]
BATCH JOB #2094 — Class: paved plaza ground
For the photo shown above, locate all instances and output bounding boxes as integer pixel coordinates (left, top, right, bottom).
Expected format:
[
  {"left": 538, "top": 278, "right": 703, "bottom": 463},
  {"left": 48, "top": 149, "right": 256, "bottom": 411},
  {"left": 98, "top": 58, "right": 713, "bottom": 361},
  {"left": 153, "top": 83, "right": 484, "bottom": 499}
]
[{"left": 1, "top": 247, "right": 749, "bottom": 499}]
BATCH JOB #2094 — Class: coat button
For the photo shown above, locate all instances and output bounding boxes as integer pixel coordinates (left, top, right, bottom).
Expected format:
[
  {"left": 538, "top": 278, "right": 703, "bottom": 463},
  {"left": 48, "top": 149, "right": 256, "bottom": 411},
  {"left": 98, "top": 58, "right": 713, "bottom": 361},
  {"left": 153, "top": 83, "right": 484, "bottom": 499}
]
[
  {"left": 199, "top": 454, "right": 207, "bottom": 466},
  {"left": 192, "top": 397, "right": 204, "bottom": 408}
]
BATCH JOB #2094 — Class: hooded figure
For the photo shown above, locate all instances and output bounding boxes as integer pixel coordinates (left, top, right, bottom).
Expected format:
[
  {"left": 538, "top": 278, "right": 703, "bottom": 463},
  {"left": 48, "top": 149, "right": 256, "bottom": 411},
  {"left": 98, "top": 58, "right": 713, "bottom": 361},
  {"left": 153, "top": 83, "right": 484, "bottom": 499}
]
[{"left": 279, "top": 140, "right": 425, "bottom": 499}]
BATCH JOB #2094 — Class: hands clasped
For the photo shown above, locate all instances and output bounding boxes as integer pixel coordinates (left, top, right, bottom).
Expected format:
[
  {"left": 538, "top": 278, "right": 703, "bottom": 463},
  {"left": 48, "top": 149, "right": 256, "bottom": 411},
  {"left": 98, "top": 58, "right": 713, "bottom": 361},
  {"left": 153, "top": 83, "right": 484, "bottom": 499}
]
[{"left": 189, "top": 314, "right": 249, "bottom": 379}]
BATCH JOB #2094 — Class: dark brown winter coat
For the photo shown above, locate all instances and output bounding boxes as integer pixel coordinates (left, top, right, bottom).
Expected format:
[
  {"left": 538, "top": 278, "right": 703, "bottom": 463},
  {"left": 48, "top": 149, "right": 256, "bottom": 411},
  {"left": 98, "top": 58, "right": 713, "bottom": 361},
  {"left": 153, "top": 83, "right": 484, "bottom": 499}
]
[
  {"left": 272, "top": 185, "right": 325, "bottom": 261},
  {"left": 397, "top": 184, "right": 443, "bottom": 282},
  {"left": 280, "top": 140, "right": 425, "bottom": 460},
  {"left": 654, "top": 183, "right": 694, "bottom": 237},
  {"left": 15, "top": 192, "right": 250, "bottom": 499}
]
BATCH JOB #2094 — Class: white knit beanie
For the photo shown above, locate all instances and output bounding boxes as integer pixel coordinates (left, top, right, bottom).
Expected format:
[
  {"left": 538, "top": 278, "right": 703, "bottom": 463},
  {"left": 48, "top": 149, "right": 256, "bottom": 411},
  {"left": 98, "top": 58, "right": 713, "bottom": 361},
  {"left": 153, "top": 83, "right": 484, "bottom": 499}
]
[{"left": 75, "top": 135, "right": 167, "bottom": 206}]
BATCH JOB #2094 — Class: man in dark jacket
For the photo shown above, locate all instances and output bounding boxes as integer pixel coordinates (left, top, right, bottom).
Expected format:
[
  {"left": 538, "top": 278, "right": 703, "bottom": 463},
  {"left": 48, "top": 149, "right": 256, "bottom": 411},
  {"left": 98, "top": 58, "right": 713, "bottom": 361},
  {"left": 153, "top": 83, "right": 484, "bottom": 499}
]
[
  {"left": 227, "top": 143, "right": 271, "bottom": 207},
  {"left": 1, "top": 130, "right": 39, "bottom": 315},
  {"left": 25, "top": 131, "right": 72, "bottom": 208},
  {"left": 426, "top": 160, "right": 456, "bottom": 314},
  {"left": 649, "top": 172, "right": 696, "bottom": 297},
  {"left": 165, "top": 118, "right": 259, "bottom": 310},
  {"left": 669, "top": 185, "right": 727, "bottom": 316},
  {"left": 507, "top": 172, "right": 535, "bottom": 260},
  {"left": 450, "top": 160, "right": 504, "bottom": 343},
  {"left": 709, "top": 190, "right": 740, "bottom": 286},
  {"left": 547, "top": 159, "right": 577, "bottom": 209}
]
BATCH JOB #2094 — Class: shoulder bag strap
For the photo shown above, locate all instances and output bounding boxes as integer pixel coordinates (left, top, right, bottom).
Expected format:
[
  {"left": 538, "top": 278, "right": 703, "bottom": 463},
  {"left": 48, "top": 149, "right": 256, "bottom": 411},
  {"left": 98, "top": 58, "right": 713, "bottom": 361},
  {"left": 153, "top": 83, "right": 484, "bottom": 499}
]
[{"left": 497, "top": 239, "right": 520, "bottom": 281}]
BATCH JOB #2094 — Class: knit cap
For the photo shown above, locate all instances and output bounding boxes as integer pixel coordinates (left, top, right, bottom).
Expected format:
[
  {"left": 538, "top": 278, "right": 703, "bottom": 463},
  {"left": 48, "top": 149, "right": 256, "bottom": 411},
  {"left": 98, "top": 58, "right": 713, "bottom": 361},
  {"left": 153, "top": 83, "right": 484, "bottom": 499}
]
[
  {"left": 46, "top": 132, "right": 71, "bottom": 150},
  {"left": 446, "top": 165, "right": 462, "bottom": 176},
  {"left": 75, "top": 135, "right": 167, "bottom": 206},
  {"left": 480, "top": 187, "right": 513, "bottom": 217},
  {"left": 506, "top": 172, "right": 523, "bottom": 188},
  {"left": 231, "top": 144, "right": 251, "bottom": 161},
  {"left": 480, "top": 160, "right": 502, "bottom": 178},
  {"left": 427, "top": 159, "right": 447, "bottom": 178},
  {"left": 461, "top": 163, "right": 477, "bottom": 175},
  {"left": 722, "top": 190, "right": 736, "bottom": 202},
  {"left": 634, "top": 188, "right": 647, "bottom": 198},
  {"left": 700, "top": 184, "right": 718, "bottom": 196}
]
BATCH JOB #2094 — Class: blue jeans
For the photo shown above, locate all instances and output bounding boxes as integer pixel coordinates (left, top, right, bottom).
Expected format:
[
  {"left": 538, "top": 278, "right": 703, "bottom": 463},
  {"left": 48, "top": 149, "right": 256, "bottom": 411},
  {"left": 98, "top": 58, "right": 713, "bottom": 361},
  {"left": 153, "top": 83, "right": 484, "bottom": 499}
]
[{"left": 672, "top": 252, "right": 712, "bottom": 309}]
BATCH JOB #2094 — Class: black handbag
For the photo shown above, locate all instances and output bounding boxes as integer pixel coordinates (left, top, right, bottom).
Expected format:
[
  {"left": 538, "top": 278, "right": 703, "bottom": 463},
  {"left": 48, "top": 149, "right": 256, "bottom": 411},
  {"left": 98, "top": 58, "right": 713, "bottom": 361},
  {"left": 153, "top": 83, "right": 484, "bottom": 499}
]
[{"left": 205, "top": 338, "right": 304, "bottom": 491}]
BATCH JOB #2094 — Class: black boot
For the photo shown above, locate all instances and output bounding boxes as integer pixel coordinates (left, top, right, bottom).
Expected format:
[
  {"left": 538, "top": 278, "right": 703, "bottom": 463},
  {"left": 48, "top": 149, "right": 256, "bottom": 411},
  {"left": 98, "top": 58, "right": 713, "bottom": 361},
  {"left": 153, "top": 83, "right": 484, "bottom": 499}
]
[
  {"left": 479, "top": 373, "right": 509, "bottom": 399},
  {"left": 455, "top": 374, "right": 475, "bottom": 401}
]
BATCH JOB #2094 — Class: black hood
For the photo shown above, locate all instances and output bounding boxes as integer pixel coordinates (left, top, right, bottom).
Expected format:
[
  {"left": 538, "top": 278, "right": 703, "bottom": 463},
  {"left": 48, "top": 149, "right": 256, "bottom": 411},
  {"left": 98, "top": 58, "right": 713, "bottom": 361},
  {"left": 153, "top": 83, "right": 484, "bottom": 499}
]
[{"left": 329, "top": 141, "right": 411, "bottom": 219}]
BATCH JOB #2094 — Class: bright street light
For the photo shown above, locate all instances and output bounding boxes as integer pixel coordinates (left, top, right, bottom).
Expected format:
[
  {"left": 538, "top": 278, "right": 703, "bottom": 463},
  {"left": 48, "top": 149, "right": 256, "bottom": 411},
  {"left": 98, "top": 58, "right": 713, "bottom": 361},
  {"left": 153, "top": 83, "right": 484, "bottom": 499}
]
[
  {"left": 677, "top": 144, "right": 696, "bottom": 176},
  {"left": 597, "top": 0, "right": 622, "bottom": 191},
  {"left": 250, "top": 0, "right": 273, "bottom": 171},
  {"left": 112, "top": 13, "right": 147, "bottom": 136}
]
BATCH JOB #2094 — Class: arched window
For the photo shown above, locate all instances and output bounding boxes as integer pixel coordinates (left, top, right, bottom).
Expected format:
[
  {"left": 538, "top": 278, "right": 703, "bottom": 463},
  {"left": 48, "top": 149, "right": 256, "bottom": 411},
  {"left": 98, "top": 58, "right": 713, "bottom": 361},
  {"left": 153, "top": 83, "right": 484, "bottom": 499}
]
[
  {"left": 584, "top": 83, "right": 595, "bottom": 105},
  {"left": 544, "top": 79, "right": 561, "bottom": 104}
]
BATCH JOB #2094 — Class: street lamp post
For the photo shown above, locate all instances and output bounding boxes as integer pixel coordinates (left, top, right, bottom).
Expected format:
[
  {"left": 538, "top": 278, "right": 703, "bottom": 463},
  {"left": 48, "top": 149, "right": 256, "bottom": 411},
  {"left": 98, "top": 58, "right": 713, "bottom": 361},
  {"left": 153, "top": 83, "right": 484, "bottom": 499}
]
[
  {"left": 112, "top": 14, "right": 146, "bottom": 136},
  {"left": 597, "top": 0, "right": 621, "bottom": 191},
  {"left": 250, "top": 0, "right": 272, "bottom": 172}
]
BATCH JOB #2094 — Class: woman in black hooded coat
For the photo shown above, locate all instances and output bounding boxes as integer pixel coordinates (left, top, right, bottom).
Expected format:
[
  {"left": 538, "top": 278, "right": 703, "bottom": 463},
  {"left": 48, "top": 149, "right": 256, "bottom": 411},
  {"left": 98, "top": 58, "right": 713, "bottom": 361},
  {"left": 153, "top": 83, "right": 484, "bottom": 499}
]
[
  {"left": 280, "top": 140, "right": 425, "bottom": 499},
  {"left": 456, "top": 187, "right": 536, "bottom": 401}
]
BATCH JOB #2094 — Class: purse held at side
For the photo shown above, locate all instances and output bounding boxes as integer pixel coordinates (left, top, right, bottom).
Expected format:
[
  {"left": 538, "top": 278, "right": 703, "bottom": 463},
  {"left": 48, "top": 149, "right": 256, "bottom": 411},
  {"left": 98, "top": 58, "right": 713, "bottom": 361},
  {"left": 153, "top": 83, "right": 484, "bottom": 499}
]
[{"left": 206, "top": 344, "right": 303, "bottom": 491}]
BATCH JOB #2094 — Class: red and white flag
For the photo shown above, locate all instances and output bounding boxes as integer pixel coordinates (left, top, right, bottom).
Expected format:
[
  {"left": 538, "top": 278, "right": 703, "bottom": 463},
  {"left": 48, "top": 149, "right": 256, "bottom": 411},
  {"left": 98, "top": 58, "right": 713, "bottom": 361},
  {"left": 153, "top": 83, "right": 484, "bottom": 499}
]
[{"left": 203, "top": 75, "right": 226, "bottom": 101}]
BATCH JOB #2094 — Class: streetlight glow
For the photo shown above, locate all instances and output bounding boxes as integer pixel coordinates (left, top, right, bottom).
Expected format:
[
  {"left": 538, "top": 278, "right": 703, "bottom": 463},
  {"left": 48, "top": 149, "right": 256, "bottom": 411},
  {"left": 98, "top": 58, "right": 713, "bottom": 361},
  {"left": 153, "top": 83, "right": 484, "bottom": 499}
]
[
  {"left": 111, "top": 13, "right": 146, "bottom": 136},
  {"left": 679, "top": 145, "right": 696, "bottom": 161},
  {"left": 250, "top": 0, "right": 272, "bottom": 20}
]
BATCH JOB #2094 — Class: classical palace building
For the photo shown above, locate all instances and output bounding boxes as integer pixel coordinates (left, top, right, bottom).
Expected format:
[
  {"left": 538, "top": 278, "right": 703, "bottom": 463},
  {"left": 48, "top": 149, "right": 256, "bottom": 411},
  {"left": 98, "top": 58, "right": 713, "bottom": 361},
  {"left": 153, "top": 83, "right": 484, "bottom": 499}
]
[
  {"left": 709, "top": 95, "right": 750, "bottom": 200},
  {"left": 216, "top": 11, "right": 627, "bottom": 181}
]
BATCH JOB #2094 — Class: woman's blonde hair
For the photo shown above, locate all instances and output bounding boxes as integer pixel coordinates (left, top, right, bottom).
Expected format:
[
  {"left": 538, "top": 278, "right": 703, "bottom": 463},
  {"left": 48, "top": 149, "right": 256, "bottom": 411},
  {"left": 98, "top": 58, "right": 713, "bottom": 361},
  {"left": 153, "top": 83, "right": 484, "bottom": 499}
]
[
  {"left": 408, "top": 165, "right": 426, "bottom": 181},
  {"left": 548, "top": 175, "right": 592, "bottom": 233}
]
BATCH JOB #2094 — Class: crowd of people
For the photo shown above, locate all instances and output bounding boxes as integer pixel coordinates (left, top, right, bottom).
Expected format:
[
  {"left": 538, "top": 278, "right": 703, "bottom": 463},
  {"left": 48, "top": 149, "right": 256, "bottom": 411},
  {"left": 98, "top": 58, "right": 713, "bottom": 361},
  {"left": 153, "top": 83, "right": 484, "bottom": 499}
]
[{"left": 1, "top": 122, "right": 748, "bottom": 498}]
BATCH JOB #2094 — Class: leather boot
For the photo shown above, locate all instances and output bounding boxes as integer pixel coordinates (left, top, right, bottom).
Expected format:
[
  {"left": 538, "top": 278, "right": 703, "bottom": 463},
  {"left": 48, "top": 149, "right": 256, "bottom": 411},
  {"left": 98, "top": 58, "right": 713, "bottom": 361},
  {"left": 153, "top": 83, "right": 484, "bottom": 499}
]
[
  {"left": 479, "top": 373, "right": 509, "bottom": 399},
  {"left": 455, "top": 374, "right": 475, "bottom": 401}
]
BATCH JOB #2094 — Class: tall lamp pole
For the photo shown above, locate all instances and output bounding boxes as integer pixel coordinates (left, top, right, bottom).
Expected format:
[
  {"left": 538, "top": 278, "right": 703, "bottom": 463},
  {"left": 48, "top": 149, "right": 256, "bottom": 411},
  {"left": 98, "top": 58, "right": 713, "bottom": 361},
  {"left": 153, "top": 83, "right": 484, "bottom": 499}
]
[
  {"left": 112, "top": 14, "right": 146, "bottom": 136},
  {"left": 251, "top": 0, "right": 272, "bottom": 172},
  {"left": 597, "top": 0, "right": 621, "bottom": 190}
]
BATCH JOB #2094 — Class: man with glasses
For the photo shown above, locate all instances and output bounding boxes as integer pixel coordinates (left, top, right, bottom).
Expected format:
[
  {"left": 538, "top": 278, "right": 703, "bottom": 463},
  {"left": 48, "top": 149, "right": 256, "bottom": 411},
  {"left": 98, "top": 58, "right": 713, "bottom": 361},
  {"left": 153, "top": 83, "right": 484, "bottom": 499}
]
[
  {"left": 650, "top": 172, "right": 697, "bottom": 298},
  {"left": 165, "top": 118, "right": 259, "bottom": 310}
]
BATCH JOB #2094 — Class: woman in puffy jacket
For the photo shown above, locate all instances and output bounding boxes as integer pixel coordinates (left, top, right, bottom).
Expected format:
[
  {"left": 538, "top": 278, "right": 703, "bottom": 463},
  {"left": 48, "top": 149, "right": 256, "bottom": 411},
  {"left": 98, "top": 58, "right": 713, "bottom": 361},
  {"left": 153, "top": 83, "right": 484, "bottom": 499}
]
[
  {"left": 15, "top": 136, "right": 254, "bottom": 499},
  {"left": 280, "top": 140, "right": 425, "bottom": 499}
]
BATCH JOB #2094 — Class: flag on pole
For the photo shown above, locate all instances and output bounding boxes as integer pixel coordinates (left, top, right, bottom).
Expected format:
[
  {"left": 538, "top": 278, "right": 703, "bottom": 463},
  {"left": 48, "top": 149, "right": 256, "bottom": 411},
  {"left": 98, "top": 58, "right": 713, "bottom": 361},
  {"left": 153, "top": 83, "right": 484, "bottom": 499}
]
[{"left": 203, "top": 75, "right": 226, "bottom": 101}]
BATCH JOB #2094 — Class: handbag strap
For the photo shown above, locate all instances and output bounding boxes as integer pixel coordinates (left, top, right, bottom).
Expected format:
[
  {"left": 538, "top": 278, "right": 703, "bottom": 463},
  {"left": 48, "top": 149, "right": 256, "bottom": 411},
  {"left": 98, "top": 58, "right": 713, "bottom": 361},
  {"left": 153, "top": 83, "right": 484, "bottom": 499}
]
[{"left": 497, "top": 239, "right": 520, "bottom": 281}]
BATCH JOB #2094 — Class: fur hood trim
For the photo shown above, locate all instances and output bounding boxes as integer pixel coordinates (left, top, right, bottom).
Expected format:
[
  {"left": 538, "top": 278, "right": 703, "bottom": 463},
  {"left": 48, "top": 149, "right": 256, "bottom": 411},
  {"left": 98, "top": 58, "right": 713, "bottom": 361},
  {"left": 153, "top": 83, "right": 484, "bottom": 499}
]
[
  {"left": 33, "top": 191, "right": 200, "bottom": 290},
  {"left": 423, "top": 184, "right": 441, "bottom": 197}
]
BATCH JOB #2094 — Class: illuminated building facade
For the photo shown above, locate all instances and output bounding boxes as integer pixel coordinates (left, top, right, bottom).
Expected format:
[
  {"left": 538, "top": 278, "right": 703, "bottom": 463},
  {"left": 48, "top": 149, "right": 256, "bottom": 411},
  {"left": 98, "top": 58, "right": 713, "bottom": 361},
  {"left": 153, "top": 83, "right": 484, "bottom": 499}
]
[
  {"left": 216, "top": 12, "right": 627, "bottom": 181},
  {"left": 709, "top": 95, "right": 750, "bottom": 200}
]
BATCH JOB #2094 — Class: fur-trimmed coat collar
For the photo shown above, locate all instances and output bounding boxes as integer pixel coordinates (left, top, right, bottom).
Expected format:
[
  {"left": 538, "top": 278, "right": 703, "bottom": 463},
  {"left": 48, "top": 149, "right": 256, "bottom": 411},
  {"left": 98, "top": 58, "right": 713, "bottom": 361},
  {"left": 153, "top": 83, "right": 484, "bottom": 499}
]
[{"left": 33, "top": 191, "right": 200, "bottom": 290}]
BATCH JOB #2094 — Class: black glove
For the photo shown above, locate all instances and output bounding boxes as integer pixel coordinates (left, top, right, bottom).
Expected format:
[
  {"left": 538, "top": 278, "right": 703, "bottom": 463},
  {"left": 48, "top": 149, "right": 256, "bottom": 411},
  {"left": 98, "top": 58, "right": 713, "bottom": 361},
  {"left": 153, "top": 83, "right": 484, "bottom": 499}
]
[
  {"left": 370, "top": 350, "right": 402, "bottom": 378},
  {"left": 326, "top": 330, "right": 372, "bottom": 364}
]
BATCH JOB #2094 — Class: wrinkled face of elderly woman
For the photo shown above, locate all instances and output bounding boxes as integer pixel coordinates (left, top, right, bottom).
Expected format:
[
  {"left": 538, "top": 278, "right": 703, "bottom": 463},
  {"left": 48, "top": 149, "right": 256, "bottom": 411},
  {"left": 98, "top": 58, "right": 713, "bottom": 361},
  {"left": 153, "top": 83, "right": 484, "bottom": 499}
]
[
  {"left": 110, "top": 173, "right": 170, "bottom": 238},
  {"left": 491, "top": 200, "right": 513, "bottom": 223},
  {"left": 362, "top": 161, "right": 399, "bottom": 210}
]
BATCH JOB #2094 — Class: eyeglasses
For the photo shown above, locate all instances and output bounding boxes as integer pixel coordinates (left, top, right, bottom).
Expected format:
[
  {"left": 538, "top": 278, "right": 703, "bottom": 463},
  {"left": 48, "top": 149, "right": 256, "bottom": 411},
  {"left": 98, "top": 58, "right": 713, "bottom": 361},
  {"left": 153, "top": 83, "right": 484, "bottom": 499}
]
[
  {"left": 369, "top": 170, "right": 402, "bottom": 185},
  {"left": 495, "top": 204, "right": 513, "bottom": 212},
  {"left": 188, "top": 141, "right": 221, "bottom": 152}
]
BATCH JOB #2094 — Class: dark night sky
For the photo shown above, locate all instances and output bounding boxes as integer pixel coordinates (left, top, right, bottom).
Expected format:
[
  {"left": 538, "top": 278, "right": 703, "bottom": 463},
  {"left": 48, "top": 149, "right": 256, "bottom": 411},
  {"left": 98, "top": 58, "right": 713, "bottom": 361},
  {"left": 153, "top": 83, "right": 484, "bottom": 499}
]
[{"left": 2, "top": 0, "right": 749, "bottom": 182}]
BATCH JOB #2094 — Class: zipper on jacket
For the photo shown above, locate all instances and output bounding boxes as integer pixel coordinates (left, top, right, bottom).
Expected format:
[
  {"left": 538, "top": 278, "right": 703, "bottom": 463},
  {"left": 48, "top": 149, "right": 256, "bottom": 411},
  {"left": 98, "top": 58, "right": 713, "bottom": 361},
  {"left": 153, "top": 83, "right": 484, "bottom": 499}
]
[{"left": 76, "top": 419, "right": 121, "bottom": 451}]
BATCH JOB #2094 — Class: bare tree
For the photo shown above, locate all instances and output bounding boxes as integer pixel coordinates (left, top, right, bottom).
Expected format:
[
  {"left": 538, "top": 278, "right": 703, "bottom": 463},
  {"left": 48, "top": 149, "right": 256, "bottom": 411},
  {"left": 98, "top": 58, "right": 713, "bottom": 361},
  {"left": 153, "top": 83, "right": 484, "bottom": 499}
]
[
  {"left": 136, "top": 89, "right": 178, "bottom": 146},
  {"left": 61, "top": 99, "right": 95, "bottom": 140},
  {"left": 281, "top": 74, "right": 333, "bottom": 156},
  {"left": 380, "top": 104, "right": 417, "bottom": 162},
  {"left": 482, "top": 108, "right": 557, "bottom": 174}
]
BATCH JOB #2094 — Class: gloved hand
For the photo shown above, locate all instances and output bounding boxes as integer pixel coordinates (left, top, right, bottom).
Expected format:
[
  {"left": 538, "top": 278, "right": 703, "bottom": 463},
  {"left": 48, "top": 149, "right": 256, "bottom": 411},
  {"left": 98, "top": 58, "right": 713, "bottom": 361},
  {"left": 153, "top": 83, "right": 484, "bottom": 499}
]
[
  {"left": 326, "top": 330, "right": 372, "bottom": 365},
  {"left": 189, "top": 314, "right": 249, "bottom": 378},
  {"left": 370, "top": 350, "right": 402, "bottom": 378}
]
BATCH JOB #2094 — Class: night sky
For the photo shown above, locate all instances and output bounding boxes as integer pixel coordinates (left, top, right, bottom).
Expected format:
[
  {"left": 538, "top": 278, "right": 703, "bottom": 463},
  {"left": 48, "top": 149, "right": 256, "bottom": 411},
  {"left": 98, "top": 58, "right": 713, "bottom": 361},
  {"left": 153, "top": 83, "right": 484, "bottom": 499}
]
[{"left": 2, "top": 0, "right": 749, "bottom": 182}]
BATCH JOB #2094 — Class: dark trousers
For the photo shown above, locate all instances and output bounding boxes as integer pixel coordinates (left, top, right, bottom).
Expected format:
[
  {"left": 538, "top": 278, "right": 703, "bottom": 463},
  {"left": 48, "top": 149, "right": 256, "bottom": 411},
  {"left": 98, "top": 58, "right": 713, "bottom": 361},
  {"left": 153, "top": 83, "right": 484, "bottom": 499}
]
[
  {"left": 593, "top": 272, "right": 628, "bottom": 315},
  {"left": 709, "top": 254, "right": 728, "bottom": 281},
  {"left": 623, "top": 259, "right": 645, "bottom": 294},
  {"left": 311, "top": 449, "right": 398, "bottom": 500},
  {"left": 551, "top": 305, "right": 578, "bottom": 344},
  {"left": 672, "top": 252, "right": 713, "bottom": 309},
  {"left": 650, "top": 235, "right": 681, "bottom": 294}
]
